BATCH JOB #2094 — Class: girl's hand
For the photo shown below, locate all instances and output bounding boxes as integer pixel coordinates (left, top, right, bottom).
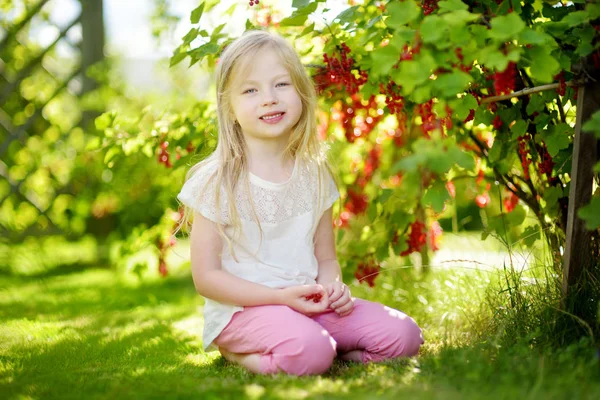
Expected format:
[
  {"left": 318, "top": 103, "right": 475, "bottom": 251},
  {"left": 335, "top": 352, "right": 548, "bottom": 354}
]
[
  {"left": 279, "top": 285, "right": 329, "bottom": 316},
  {"left": 325, "top": 282, "right": 354, "bottom": 317}
]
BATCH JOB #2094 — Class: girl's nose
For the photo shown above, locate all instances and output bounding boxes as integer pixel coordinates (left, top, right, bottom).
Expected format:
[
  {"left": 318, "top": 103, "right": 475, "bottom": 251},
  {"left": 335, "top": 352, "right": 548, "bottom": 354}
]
[{"left": 262, "top": 89, "right": 279, "bottom": 106}]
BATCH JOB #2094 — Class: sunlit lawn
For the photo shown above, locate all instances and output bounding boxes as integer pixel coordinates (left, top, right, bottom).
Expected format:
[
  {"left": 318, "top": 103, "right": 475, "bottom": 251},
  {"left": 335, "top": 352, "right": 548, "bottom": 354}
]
[{"left": 1, "top": 234, "right": 599, "bottom": 399}]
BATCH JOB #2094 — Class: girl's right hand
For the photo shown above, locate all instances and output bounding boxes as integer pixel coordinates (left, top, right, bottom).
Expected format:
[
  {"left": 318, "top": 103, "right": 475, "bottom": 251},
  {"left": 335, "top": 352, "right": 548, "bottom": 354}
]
[{"left": 279, "top": 285, "right": 329, "bottom": 316}]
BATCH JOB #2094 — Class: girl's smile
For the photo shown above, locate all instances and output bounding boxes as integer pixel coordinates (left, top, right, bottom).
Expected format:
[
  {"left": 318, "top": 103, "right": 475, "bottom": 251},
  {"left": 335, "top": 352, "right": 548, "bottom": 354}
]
[{"left": 230, "top": 47, "right": 303, "bottom": 142}]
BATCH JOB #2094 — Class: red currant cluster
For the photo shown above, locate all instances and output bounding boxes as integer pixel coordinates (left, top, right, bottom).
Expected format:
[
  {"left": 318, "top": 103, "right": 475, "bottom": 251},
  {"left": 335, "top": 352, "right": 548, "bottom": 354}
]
[
  {"left": 537, "top": 143, "right": 555, "bottom": 183},
  {"left": 492, "top": 115, "right": 503, "bottom": 130},
  {"left": 322, "top": 44, "right": 368, "bottom": 95},
  {"left": 493, "top": 62, "right": 517, "bottom": 95},
  {"left": 417, "top": 100, "right": 452, "bottom": 136},
  {"left": 379, "top": 81, "right": 404, "bottom": 115},
  {"left": 503, "top": 192, "right": 519, "bottom": 213},
  {"left": 345, "top": 188, "right": 369, "bottom": 214},
  {"left": 248, "top": 0, "right": 260, "bottom": 6},
  {"left": 363, "top": 145, "right": 381, "bottom": 182},
  {"left": 454, "top": 47, "right": 473, "bottom": 73},
  {"left": 400, "top": 220, "right": 427, "bottom": 256},
  {"left": 354, "top": 261, "right": 380, "bottom": 287},
  {"left": 337, "top": 187, "right": 369, "bottom": 228},
  {"left": 517, "top": 134, "right": 532, "bottom": 180},
  {"left": 158, "top": 141, "right": 172, "bottom": 168},
  {"left": 156, "top": 235, "right": 177, "bottom": 277},
  {"left": 555, "top": 71, "right": 566, "bottom": 96},
  {"left": 422, "top": 0, "right": 439, "bottom": 15},
  {"left": 305, "top": 293, "right": 323, "bottom": 303}
]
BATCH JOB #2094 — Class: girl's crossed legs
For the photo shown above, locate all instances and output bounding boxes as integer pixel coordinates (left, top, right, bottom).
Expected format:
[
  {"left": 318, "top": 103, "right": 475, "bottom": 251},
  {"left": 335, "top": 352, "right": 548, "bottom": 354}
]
[{"left": 213, "top": 298, "right": 424, "bottom": 376}]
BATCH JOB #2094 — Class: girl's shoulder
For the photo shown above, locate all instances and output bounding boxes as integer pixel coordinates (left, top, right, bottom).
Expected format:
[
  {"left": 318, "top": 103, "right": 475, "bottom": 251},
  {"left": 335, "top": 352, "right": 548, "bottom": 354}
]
[{"left": 177, "top": 155, "right": 226, "bottom": 222}]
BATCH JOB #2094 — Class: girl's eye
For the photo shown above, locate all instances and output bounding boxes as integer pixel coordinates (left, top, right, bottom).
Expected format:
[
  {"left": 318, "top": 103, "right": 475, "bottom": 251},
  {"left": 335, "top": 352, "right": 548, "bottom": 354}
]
[{"left": 243, "top": 83, "right": 290, "bottom": 94}]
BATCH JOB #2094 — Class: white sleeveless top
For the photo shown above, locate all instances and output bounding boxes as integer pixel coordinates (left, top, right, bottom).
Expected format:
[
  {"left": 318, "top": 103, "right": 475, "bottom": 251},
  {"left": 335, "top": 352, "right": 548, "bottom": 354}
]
[{"left": 177, "top": 156, "right": 339, "bottom": 351}]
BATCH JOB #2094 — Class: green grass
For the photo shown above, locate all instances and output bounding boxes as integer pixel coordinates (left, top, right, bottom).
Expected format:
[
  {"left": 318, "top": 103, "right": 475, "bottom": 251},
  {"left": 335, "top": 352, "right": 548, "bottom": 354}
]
[{"left": 1, "top": 241, "right": 600, "bottom": 399}]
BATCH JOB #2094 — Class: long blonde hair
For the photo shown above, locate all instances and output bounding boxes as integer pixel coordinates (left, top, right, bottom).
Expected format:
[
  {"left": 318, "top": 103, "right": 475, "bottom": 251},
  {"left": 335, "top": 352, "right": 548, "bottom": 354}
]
[{"left": 180, "top": 29, "right": 333, "bottom": 257}]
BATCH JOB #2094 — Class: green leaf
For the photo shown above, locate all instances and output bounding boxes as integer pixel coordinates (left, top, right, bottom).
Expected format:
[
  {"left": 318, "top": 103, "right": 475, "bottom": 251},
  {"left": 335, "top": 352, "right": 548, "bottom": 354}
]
[
  {"left": 298, "top": 22, "right": 315, "bottom": 38},
  {"left": 188, "top": 43, "right": 219, "bottom": 66},
  {"left": 541, "top": 123, "right": 571, "bottom": 157},
  {"left": 95, "top": 112, "right": 114, "bottom": 131},
  {"left": 450, "top": 94, "right": 478, "bottom": 120},
  {"left": 543, "top": 186, "right": 562, "bottom": 211},
  {"left": 447, "top": 146, "right": 475, "bottom": 170},
  {"left": 582, "top": 110, "right": 600, "bottom": 137},
  {"left": 479, "top": 46, "right": 510, "bottom": 71},
  {"left": 518, "top": 28, "right": 552, "bottom": 45},
  {"left": 489, "top": 13, "right": 526, "bottom": 41},
  {"left": 292, "top": 0, "right": 310, "bottom": 7},
  {"left": 85, "top": 137, "right": 101, "bottom": 151},
  {"left": 519, "top": 225, "right": 540, "bottom": 248},
  {"left": 379, "top": 188, "right": 394, "bottom": 204},
  {"left": 280, "top": 1, "right": 318, "bottom": 26},
  {"left": 429, "top": 153, "right": 454, "bottom": 175},
  {"left": 441, "top": 10, "right": 479, "bottom": 25},
  {"left": 510, "top": 120, "right": 529, "bottom": 140},
  {"left": 488, "top": 141, "right": 503, "bottom": 163},
  {"left": 560, "top": 10, "right": 588, "bottom": 27},
  {"left": 391, "top": 26, "right": 417, "bottom": 47},
  {"left": 391, "top": 51, "right": 436, "bottom": 94},
  {"left": 434, "top": 70, "right": 472, "bottom": 98},
  {"left": 335, "top": 5, "right": 359, "bottom": 24},
  {"left": 422, "top": 182, "right": 451, "bottom": 213},
  {"left": 527, "top": 46, "right": 560, "bottom": 83},
  {"left": 370, "top": 45, "right": 401, "bottom": 78},
  {"left": 421, "top": 16, "right": 447, "bottom": 44},
  {"left": 588, "top": 3, "right": 600, "bottom": 19},
  {"left": 474, "top": 107, "right": 493, "bottom": 126},
  {"left": 170, "top": 51, "right": 187, "bottom": 67},
  {"left": 387, "top": 0, "right": 420, "bottom": 26},
  {"left": 190, "top": 3, "right": 204, "bottom": 24},
  {"left": 104, "top": 147, "right": 120, "bottom": 165},
  {"left": 526, "top": 94, "right": 545, "bottom": 115},
  {"left": 438, "top": 0, "right": 469, "bottom": 13},
  {"left": 182, "top": 28, "right": 198, "bottom": 44},
  {"left": 578, "top": 197, "right": 600, "bottom": 230}
]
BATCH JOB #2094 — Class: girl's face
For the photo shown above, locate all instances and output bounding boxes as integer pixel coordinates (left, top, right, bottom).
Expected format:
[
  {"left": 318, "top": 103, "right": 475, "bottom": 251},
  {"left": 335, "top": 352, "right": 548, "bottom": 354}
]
[{"left": 229, "top": 47, "right": 303, "bottom": 146}]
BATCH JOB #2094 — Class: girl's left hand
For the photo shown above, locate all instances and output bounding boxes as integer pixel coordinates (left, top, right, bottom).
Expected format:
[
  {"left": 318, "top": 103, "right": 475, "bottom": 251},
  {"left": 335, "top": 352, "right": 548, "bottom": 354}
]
[{"left": 325, "top": 281, "right": 354, "bottom": 317}]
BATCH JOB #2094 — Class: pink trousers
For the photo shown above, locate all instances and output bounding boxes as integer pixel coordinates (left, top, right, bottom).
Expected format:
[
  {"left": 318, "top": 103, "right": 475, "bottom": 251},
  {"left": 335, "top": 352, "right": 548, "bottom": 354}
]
[{"left": 213, "top": 298, "right": 424, "bottom": 376}]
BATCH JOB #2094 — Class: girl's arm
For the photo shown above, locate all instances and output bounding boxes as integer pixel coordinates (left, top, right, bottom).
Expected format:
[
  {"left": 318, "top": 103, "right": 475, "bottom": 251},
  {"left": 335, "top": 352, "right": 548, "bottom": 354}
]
[
  {"left": 314, "top": 207, "right": 343, "bottom": 285},
  {"left": 190, "top": 212, "right": 327, "bottom": 313},
  {"left": 315, "top": 207, "right": 354, "bottom": 316}
]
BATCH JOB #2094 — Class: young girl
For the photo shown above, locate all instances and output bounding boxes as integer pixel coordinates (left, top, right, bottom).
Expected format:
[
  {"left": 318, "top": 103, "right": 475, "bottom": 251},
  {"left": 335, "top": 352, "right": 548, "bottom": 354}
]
[{"left": 177, "top": 29, "right": 423, "bottom": 376}]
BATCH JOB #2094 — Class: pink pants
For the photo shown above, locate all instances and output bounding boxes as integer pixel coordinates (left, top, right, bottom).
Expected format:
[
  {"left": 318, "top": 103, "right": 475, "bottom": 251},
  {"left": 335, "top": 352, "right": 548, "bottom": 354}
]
[{"left": 213, "top": 298, "right": 424, "bottom": 376}]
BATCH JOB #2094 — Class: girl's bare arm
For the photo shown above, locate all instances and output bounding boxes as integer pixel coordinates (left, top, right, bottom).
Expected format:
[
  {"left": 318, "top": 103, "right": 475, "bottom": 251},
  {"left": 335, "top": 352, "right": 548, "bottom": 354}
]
[{"left": 314, "top": 207, "right": 343, "bottom": 285}]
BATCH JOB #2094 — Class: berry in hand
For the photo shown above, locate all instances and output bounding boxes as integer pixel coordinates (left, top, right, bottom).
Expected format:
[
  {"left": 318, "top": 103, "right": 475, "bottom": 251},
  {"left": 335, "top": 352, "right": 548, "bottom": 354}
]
[{"left": 305, "top": 293, "right": 323, "bottom": 303}]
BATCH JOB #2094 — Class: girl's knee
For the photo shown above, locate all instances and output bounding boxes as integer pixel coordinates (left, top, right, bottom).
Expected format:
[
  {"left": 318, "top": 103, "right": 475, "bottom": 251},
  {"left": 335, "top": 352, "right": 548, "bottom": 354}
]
[
  {"left": 366, "top": 316, "right": 424, "bottom": 362},
  {"left": 392, "top": 317, "right": 424, "bottom": 357},
  {"left": 277, "top": 332, "right": 337, "bottom": 376}
]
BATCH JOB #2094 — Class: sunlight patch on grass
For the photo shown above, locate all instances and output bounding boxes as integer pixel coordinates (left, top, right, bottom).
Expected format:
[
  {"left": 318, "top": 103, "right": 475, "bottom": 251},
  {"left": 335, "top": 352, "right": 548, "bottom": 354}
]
[
  {"left": 0, "top": 317, "right": 92, "bottom": 354},
  {"left": 171, "top": 314, "right": 204, "bottom": 338}
]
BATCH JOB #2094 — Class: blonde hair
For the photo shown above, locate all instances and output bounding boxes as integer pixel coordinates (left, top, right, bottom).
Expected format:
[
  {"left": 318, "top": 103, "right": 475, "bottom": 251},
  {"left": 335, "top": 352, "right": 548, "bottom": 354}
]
[{"left": 179, "top": 29, "right": 334, "bottom": 258}]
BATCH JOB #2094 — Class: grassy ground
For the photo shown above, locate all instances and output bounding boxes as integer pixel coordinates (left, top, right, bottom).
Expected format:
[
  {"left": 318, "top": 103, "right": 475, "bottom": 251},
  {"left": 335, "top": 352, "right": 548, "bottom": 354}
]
[{"left": 1, "top": 235, "right": 599, "bottom": 399}]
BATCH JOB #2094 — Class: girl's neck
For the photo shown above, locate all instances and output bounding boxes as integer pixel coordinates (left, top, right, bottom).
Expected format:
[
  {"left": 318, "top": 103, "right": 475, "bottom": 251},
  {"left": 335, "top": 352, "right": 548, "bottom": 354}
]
[
  {"left": 245, "top": 145, "right": 295, "bottom": 183},
  {"left": 244, "top": 135, "right": 293, "bottom": 174}
]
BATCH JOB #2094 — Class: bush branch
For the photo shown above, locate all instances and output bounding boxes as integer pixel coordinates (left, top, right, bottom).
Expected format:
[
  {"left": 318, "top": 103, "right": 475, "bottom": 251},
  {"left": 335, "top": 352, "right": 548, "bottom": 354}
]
[{"left": 481, "top": 80, "right": 579, "bottom": 104}]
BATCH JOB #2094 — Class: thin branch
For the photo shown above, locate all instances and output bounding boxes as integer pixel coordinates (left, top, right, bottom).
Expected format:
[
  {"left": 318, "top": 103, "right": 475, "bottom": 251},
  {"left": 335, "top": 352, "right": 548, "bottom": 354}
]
[
  {"left": 556, "top": 94, "right": 567, "bottom": 124},
  {"left": 481, "top": 80, "right": 580, "bottom": 104}
]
